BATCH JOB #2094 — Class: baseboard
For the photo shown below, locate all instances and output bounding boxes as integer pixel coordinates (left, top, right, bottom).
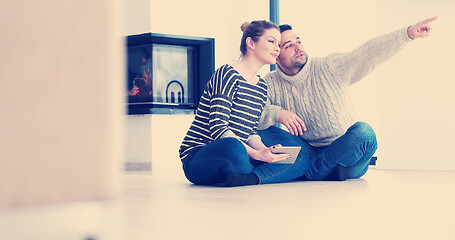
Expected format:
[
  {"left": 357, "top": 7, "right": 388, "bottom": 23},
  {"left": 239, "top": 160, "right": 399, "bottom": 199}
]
[{"left": 124, "top": 162, "right": 152, "bottom": 171}]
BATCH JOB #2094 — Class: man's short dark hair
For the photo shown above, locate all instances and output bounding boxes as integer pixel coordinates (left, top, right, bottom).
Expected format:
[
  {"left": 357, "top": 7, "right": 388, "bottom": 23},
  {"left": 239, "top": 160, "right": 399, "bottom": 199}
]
[{"left": 279, "top": 24, "right": 293, "bottom": 33}]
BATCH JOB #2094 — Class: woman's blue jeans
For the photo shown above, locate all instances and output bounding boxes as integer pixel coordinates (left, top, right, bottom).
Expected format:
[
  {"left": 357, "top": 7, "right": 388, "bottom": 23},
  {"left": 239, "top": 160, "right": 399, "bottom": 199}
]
[
  {"left": 259, "top": 121, "right": 378, "bottom": 181},
  {"left": 182, "top": 135, "right": 312, "bottom": 185}
]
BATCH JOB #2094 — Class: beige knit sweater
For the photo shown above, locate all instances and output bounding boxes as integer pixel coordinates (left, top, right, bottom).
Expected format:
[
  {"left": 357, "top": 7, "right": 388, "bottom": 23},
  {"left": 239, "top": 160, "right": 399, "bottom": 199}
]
[{"left": 258, "top": 27, "right": 412, "bottom": 147}]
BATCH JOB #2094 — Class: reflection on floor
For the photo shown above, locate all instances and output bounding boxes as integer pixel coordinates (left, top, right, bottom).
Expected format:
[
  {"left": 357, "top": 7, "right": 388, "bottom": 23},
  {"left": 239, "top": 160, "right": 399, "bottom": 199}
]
[{"left": 2, "top": 167, "right": 455, "bottom": 240}]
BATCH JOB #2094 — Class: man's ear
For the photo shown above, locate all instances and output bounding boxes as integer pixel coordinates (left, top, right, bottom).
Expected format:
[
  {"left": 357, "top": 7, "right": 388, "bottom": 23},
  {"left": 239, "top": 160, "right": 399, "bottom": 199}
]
[{"left": 246, "top": 37, "right": 255, "bottom": 51}]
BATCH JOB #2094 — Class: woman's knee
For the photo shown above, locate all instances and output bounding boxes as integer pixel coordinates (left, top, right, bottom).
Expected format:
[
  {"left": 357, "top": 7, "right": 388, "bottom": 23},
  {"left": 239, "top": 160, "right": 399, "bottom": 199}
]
[
  {"left": 215, "top": 138, "right": 253, "bottom": 174},
  {"left": 215, "top": 137, "right": 248, "bottom": 161},
  {"left": 217, "top": 137, "right": 246, "bottom": 154},
  {"left": 195, "top": 137, "right": 247, "bottom": 163}
]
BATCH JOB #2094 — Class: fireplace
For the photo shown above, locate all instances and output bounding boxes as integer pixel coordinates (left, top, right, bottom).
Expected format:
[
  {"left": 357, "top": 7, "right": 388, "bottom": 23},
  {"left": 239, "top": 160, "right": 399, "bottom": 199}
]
[{"left": 126, "top": 33, "right": 215, "bottom": 114}]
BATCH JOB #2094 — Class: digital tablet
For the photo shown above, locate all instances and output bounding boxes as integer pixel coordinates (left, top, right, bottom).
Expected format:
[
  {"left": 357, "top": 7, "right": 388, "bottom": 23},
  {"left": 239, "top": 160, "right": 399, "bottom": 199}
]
[{"left": 271, "top": 146, "right": 301, "bottom": 164}]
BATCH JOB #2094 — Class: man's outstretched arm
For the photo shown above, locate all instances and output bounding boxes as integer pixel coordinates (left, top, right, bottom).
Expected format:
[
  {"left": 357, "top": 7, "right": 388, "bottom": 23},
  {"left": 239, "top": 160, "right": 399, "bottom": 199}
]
[{"left": 329, "top": 16, "right": 438, "bottom": 86}]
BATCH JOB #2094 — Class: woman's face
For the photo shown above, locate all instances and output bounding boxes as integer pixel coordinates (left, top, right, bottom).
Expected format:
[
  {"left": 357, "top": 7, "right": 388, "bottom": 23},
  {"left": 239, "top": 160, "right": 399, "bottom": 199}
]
[{"left": 251, "top": 28, "right": 281, "bottom": 65}]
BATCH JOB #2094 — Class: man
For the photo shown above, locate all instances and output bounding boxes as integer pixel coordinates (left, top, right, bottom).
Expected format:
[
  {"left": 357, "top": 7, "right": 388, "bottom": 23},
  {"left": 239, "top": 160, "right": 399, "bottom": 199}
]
[{"left": 258, "top": 16, "right": 438, "bottom": 181}]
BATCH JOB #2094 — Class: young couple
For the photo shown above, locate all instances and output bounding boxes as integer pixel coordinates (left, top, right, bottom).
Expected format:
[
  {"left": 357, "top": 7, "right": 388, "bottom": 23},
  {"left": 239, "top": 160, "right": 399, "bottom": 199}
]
[{"left": 179, "top": 17, "right": 437, "bottom": 187}]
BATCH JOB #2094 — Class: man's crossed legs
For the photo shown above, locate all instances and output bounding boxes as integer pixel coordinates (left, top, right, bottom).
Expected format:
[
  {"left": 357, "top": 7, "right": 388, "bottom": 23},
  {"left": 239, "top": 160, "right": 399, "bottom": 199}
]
[{"left": 258, "top": 122, "right": 378, "bottom": 181}]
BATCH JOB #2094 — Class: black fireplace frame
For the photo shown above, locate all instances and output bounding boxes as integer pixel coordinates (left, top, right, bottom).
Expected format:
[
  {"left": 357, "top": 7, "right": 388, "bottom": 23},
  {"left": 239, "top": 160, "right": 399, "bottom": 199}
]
[{"left": 126, "top": 33, "right": 215, "bottom": 115}]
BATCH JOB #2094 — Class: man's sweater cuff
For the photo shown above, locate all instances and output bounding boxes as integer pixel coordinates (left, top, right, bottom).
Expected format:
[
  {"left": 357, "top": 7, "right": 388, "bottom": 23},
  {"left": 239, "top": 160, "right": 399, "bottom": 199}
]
[
  {"left": 258, "top": 105, "right": 282, "bottom": 130},
  {"left": 270, "top": 105, "right": 282, "bottom": 123},
  {"left": 403, "top": 26, "right": 414, "bottom": 41}
]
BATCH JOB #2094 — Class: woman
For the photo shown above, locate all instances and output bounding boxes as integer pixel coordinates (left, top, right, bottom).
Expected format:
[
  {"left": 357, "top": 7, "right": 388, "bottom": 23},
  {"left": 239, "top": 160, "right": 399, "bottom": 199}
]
[{"left": 179, "top": 20, "right": 299, "bottom": 187}]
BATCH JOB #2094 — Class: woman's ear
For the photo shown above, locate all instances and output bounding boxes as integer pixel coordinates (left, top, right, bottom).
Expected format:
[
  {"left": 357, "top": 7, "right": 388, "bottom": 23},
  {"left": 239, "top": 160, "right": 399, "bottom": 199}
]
[{"left": 246, "top": 37, "right": 255, "bottom": 51}]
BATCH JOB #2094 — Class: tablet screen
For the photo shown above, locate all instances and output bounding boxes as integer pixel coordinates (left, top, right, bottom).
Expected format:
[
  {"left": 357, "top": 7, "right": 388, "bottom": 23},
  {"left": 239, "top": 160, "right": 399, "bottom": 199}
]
[{"left": 271, "top": 146, "right": 301, "bottom": 164}]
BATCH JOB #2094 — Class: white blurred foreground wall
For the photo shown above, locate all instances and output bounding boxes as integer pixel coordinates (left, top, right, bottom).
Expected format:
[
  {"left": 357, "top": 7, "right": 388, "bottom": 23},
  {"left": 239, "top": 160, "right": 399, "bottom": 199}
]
[{"left": 0, "top": 0, "right": 124, "bottom": 208}]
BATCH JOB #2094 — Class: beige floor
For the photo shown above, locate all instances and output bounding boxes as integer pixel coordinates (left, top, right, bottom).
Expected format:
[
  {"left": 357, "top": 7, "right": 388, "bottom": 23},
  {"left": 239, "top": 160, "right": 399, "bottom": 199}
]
[{"left": 2, "top": 167, "right": 455, "bottom": 240}]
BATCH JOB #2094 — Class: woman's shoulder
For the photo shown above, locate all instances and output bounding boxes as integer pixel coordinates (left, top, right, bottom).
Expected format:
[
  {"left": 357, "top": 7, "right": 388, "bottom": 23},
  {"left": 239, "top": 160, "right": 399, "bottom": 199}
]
[
  {"left": 208, "top": 64, "right": 241, "bottom": 93},
  {"left": 215, "top": 63, "right": 233, "bottom": 72},
  {"left": 212, "top": 64, "right": 240, "bottom": 82}
]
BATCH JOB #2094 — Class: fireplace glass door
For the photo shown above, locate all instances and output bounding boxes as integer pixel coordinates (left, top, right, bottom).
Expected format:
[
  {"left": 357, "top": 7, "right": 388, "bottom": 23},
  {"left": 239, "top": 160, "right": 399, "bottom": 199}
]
[{"left": 127, "top": 44, "right": 194, "bottom": 107}]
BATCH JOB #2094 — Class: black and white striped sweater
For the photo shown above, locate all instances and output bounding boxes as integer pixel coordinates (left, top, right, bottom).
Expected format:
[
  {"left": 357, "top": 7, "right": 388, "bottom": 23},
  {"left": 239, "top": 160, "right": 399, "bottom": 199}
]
[{"left": 179, "top": 64, "right": 268, "bottom": 161}]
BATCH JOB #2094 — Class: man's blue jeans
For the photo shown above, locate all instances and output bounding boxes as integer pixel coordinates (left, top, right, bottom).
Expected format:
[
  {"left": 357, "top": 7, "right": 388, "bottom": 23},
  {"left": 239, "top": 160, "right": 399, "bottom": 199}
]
[
  {"left": 259, "top": 122, "right": 378, "bottom": 181},
  {"left": 182, "top": 136, "right": 312, "bottom": 185}
]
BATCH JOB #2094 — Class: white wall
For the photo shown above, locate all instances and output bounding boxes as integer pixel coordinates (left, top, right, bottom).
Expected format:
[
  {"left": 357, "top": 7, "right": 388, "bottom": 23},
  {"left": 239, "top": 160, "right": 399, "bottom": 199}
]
[
  {"left": 0, "top": 0, "right": 124, "bottom": 208},
  {"left": 375, "top": 0, "right": 455, "bottom": 170},
  {"left": 123, "top": 0, "right": 150, "bottom": 36},
  {"left": 150, "top": 0, "right": 269, "bottom": 74}
]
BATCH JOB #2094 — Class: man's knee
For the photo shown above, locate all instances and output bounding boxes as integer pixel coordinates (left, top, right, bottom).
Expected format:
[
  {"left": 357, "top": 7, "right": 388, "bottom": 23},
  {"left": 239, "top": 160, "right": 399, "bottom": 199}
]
[
  {"left": 258, "top": 126, "right": 296, "bottom": 146},
  {"left": 351, "top": 122, "right": 376, "bottom": 139},
  {"left": 258, "top": 126, "right": 289, "bottom": 137},
  {"left": 349, "top": 122, "right": 378, "bottom": 150}
]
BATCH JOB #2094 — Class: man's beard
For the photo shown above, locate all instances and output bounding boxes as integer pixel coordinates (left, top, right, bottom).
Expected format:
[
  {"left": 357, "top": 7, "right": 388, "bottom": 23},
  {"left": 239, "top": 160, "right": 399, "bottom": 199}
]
[{"left": 280, "top": 52, "right": 308, "bottom": 72}]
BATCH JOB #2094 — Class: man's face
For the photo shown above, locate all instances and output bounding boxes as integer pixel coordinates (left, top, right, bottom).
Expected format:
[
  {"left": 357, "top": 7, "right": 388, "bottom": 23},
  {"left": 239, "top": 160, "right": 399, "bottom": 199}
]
[{"left": 277, "top": 30, "right": 308, "bottom": 75}]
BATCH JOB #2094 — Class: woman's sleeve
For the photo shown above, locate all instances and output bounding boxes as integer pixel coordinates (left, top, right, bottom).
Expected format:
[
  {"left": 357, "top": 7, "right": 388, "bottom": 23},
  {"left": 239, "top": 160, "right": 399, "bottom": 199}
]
[{"left": 207, "top": 65, "right": 238, "bottom": 140}]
